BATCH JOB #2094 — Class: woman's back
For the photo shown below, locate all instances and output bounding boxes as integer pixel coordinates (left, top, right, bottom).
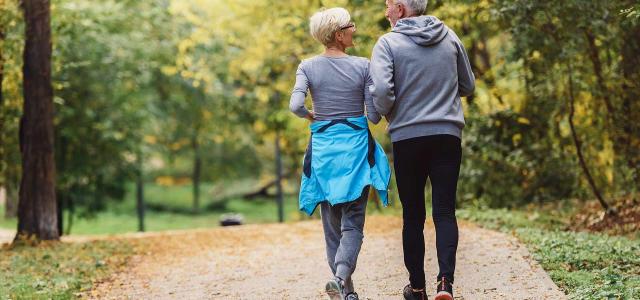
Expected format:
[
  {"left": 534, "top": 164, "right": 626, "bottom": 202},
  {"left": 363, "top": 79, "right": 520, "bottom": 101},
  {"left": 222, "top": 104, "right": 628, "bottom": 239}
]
[{"left": 290, "top": 55, "right": 380, "bottom": 123}]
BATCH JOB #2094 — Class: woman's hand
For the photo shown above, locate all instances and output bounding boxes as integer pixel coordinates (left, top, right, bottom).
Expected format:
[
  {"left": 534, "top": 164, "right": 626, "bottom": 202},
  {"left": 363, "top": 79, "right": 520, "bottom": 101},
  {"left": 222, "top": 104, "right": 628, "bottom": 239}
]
[{"left": 305, "top": 111, "right": 316, "bottom": 122}]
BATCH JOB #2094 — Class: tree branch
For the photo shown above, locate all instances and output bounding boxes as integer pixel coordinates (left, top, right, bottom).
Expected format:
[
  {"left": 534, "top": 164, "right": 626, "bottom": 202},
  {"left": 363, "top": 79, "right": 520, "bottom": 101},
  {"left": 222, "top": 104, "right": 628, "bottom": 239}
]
[{"left": 566, "top": 63, "right": 614, "bottom": 215}]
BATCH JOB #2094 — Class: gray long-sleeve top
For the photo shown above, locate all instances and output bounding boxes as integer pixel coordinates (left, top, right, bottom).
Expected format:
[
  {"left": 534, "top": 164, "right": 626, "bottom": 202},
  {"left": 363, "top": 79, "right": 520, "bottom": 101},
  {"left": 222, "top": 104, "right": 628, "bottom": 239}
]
[{"left": 290, "top": 55, "right": 381, "bottom": 124}]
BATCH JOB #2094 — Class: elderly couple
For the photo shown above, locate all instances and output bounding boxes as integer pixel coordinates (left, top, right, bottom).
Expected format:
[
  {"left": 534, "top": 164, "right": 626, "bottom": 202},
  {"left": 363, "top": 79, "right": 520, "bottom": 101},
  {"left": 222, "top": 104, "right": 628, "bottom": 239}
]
[{"left": 290, "top": 0, "right": 475, "bottom": 299}]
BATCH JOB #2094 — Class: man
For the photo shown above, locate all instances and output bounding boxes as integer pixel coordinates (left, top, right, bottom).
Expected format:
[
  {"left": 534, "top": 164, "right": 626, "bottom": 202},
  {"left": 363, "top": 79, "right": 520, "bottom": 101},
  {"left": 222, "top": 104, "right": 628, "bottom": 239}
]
[{"left": 369, "top": 0, "right": 475, "bottom": 299}]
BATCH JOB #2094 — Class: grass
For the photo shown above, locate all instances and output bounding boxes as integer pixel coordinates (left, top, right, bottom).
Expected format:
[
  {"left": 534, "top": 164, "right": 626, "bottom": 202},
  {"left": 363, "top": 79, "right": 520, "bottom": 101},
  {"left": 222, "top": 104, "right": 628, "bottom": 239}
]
[
  {"left": 0, "top": 239, "right": 136, "bottom": 300},
  {"left": 0, "top": 180, "right": 402, "bottom": 235},
  {"left": 458, "top": 207, "right": 640, "bottom": 299},
  {"left": 0, "top": 182, "right": 302, "bottom": 235},
  {"left": 49, "top": 196, "right": 301, "bottom": 235}
]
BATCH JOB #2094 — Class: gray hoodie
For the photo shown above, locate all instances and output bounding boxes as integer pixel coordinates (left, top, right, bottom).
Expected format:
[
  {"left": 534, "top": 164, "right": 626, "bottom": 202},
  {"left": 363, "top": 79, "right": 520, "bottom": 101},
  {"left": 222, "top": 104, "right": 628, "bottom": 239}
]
[{"left": 370, "top": 15, "right": 475, "bottom": 142}]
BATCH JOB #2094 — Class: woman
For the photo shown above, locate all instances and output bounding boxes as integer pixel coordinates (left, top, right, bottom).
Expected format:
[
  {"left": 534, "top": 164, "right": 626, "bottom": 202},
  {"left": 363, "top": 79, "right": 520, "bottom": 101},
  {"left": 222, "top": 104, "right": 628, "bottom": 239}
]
[{"left": 289, "top": 7, "right": 391, "bottom": 300}]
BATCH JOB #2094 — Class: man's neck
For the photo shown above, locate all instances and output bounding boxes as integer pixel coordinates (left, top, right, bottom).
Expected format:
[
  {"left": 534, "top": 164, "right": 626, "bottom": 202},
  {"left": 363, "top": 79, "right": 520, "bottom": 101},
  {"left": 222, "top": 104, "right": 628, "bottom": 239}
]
[
  {"left": 394, "top": 14, "right": 418, "bottom": 27},
  {"left": 402, "top": 13, "right": 419, "bottom": 20}
]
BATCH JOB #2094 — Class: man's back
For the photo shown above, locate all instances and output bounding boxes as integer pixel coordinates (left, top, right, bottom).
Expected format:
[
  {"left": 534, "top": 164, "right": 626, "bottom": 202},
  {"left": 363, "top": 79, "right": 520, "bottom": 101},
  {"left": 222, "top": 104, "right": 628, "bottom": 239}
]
[{"left": 370, "top": 15, "right": 475, "bottom": 142}]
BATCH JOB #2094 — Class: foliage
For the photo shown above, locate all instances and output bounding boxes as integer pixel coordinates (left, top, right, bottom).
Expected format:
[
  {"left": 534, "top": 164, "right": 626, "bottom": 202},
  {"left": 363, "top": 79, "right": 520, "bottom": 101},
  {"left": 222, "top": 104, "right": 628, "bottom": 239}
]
[
  {"left": 2, "top": 0, "right": 639, "bottom": 226},
  {"left": 0, "top": 0, "right": 23, "bottom": 216},
  {"left": 152, "top": 1, "right": 262, "bottom": 183},
  {"left": 436, "top": 0, "right": 640, "bottom": 207},
  {"left": 51, "top": 0, "right": 173, "bottom": 218},
  {"left": 522, "top": 229, "right": 640, "bottom": 299},
  {"left": 490, "top": 0, "right": 640, "bottom": 203}
]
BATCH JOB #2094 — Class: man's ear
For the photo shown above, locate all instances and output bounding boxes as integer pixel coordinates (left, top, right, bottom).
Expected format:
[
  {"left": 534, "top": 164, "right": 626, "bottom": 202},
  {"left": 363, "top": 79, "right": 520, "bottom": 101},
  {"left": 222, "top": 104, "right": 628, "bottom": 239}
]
[{"left": 397, "top": 3, "right": 406, "bottom": 18}]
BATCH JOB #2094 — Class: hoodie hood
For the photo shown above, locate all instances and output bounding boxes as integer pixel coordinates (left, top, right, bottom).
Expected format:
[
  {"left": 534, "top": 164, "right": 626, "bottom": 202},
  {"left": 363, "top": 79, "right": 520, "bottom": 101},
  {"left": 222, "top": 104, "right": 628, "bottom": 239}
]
[{"left": 392, "top": 15, "right": 448, "bottom": 46}]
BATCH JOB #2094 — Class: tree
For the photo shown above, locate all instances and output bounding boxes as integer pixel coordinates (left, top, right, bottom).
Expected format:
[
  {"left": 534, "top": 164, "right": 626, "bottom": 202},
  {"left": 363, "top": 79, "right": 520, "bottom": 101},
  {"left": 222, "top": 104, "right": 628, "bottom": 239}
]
[
  {"left": 15, "top": 0, "right": 58, "bottom": 241},
  {"left": 619, "top": 12, "right": 640, "bottom": 191},
  {"left": 158, "top": 0, "right": 264, "bottom": 212},
  {"left": 1, "top": 17, "right": 4, "bottom": 135},
  {"left": 135, "top": 148, "right": 145, "bottom": 232},
  {"left": 52, "top": 0, "right": 173, "bottom": 231},
  {"left": 0, "top": 4, "right": 6, "bottom": 216},
  {"left": 491, "top": 0, "right": 640, "bottom": 212}
]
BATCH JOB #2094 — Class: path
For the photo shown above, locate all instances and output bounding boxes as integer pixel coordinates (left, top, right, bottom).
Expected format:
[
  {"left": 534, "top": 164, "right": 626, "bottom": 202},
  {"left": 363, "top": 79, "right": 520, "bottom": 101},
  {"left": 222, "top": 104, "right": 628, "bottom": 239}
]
[
  {"left": 0, "top": 229, "right": 13, "bottom": 245},
  {"left": 87, "top": 215, "right": 565, "bottom": 299}
]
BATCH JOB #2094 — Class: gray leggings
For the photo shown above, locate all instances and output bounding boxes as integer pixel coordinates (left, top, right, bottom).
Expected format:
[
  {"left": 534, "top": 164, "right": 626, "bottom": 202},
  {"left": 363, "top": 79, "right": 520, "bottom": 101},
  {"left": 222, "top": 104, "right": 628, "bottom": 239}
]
[{"left": 320, "top": 186, "right": 369, "bottom": 294}]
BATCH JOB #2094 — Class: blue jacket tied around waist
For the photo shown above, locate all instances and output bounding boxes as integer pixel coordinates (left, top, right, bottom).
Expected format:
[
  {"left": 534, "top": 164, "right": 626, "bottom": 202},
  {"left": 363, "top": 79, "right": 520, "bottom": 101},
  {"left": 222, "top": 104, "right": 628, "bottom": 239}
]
[{"left": 299, "top": 116, "right": 391, "bottom": 215}]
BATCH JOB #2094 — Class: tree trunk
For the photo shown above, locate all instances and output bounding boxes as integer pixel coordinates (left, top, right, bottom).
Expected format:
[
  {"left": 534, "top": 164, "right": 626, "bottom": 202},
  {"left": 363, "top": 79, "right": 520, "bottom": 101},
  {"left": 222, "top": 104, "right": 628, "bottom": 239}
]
[
  {"left": 566, "top": 64, "right": 614, "bottom": 215},
  {"left": 275, "top": 130, "right": 284, "bottom": 223},
  {"left": 136, "top": 150, "right": 145, "bottom": 232},
  {"left": 241, "top": 171, "right": 293, "bottom": 200},
  {"left": 0, "top": 23, "right": 7, "bottom": 218},
  {"left": 0, "top": 27, "right": 4, "bottom": 103},
  {"left": 15, "top": 0, "right": 59, "bottom": 241},
  {"left": 191, "top": 134, "right": 201, "bottom": 213},
  {"left": 0, "top": 26, "right": 4, "bottom": 122}
]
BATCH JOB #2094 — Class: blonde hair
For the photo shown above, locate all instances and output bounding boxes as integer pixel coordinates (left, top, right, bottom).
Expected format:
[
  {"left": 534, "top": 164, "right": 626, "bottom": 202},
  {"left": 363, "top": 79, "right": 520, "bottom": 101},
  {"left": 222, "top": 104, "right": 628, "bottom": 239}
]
[{"left": 309, "top": 7, "right": 351, "bottom": 46}]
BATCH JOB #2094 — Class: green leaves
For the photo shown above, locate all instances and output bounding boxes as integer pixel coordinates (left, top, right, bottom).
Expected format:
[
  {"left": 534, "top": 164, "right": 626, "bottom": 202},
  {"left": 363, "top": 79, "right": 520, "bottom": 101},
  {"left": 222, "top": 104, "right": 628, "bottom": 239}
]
[
  {"left": 48, "top": 0, "right": 177, "bottom": 217},
  {"left": 2, "top": 0, "right": 638, "bottom": 227}
]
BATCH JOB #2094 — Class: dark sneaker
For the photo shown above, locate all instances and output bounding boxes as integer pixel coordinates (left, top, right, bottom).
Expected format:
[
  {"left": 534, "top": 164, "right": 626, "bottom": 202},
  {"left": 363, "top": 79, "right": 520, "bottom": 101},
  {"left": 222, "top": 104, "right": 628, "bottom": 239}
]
[
  {"left": 434, "top": 277, "right": 453, "bottom": 300},
  {"left": 345, "top": 292, "right": 359, "bottom": 300},
  {"left": 325, "top": 277, "right": 345, "bottom": 300},
  {"left": 403, "top": 284, "right": 428, "bottom": 300}
]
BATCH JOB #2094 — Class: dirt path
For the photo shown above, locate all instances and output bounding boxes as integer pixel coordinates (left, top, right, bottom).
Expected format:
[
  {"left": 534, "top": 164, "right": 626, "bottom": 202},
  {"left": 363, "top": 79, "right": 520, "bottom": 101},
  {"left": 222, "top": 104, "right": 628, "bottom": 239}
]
[
  {"left": 0, "top": 229, "right": 13, "bottom": 244},
  {"left": 87, "top": 216, "right": 565, "bottom": 299}
]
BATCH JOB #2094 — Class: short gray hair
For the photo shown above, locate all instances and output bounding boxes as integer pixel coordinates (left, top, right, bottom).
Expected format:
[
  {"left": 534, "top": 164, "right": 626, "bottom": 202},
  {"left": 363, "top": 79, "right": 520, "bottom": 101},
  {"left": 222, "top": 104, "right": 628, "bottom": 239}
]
[
  {"left": 397, "top": 0, "right": 427, "bottom": 16},
  {"left": 309, "top": 7, "right": 351, "bottom": 46}
]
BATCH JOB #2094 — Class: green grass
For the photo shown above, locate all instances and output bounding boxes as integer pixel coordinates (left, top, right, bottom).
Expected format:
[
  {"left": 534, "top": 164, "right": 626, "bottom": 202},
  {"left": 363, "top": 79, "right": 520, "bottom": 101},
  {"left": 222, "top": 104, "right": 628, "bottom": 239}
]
[
  {"left": 0, "top": 239, "right": 136, "bottom": 300},
  {"left": 0, "top": 180, "right": 404, "bottom": 235},
  {"left": 51, "top": 196, "right": 301, "bottom": 235},
  {"left": 458, "top": 207, "right": 640, "bottom": 299},
  {"left": 0, "top": 182, "right": 302, "bottom": 235}
]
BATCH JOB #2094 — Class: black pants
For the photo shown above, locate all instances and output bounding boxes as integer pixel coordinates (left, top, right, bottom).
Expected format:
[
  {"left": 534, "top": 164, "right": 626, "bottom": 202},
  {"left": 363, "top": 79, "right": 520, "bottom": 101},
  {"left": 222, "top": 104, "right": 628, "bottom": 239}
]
[{"left": 393, "top": 134, "right": 461, "bottom": 289}]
